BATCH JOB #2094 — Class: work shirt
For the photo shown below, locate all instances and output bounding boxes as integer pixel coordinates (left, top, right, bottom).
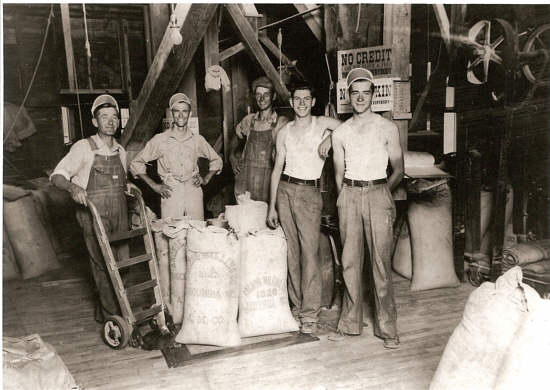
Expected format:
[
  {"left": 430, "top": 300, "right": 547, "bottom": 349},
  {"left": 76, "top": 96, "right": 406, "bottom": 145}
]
[
  {"left": 282, "top": 117, "right": 327, "bottom": 180},
  {"left": 129, "top": 127, "right": 222, "bottom": 183},
  {"left": 50, "top": 134, "right": 127, "bottom": 189},
  {"left": 235, "top": 111, "right": 279, "bottom": 139},
  {"left": 338, "top": 114, "right": 396, "bottom": 181}
]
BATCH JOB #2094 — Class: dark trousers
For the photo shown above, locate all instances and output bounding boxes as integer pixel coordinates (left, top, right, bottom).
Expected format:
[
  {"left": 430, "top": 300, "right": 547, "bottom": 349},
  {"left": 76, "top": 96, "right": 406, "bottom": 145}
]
[
  {"left": 76, "top": 191, "right": 128, "bottom": 317},
  {"left": 337, "top": 183, "right": 398, "bottom": 339}
]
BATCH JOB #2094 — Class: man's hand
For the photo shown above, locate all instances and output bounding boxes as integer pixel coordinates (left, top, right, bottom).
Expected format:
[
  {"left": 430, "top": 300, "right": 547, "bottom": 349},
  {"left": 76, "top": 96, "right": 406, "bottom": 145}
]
[
  {"left": 230, "top": 154, "right": 242, "bottom": 176},
  {"left": 126, "top": 182, "right": 141, "bottom": 197},
  {"left": 153, "top": 183, "right": 172, "bottom": 199},
  {"left": 69, "top": 184, "right": 88, "bottom": 206},
  {"left": 318, "top": 136, "right": 332, "bottom": 159},
  {"left": 192, "top": 172, "right": 205, "bottom": 187},
  {"left": 267, "top": 208, "right": 279, "bottom": 229}
]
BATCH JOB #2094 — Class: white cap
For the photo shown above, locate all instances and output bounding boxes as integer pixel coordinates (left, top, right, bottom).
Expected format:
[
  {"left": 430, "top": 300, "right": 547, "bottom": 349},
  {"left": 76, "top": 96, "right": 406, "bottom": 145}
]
[
  {"left": 91, "top": 94, "right": 119, "bottom": 116},
  {"left": 346, "top": 67, "right": 375, "bottom": 89},
  {"left": 169, "top": 93, "right": 192, "bottom": 109}
]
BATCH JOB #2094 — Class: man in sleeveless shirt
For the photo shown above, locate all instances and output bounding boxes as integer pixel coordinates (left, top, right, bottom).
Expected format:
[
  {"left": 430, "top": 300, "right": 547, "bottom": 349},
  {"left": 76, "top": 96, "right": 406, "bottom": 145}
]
[
  {"left": 267, "top": 82, "right": 341, "bottom": 334},
  {"left": 130, "top": 93, "right": 222, "bottom": 220},
  {"left": 330, "top": 68, "right": 404, "bottom": 349},
  {"left": 229, "top": 76, "right": 289, "bottom": 202},
  {"left": 51, "top": 94, "right": 131, "bottom": 321}
]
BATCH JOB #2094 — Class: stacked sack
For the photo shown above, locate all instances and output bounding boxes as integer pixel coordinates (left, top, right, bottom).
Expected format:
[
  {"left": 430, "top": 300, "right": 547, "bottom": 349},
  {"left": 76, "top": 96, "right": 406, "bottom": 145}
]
[
  {"left": 430, "top": 267, "right": 550, "bottom": 390},
  {"left": 392, "top": 179, "right": 460, "bottom": 291},
  {"left": 174, "top": 194, "right": 297, "bottom": 347}
]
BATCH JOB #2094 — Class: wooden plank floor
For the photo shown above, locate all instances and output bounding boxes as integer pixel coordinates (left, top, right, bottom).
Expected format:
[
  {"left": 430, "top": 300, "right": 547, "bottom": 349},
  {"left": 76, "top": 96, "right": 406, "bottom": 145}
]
[{"left": 3, "top": 272, "right": 474, "bottom": 390}]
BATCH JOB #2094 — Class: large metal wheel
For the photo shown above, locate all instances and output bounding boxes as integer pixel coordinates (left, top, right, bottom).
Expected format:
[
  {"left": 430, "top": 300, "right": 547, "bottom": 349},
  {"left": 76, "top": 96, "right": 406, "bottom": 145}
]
[
  {"left": 522, "top": 23, "right": 550, "bottom": 86},
  {"left": 103, "top": 315, "right": 131, "bottom": 349}
]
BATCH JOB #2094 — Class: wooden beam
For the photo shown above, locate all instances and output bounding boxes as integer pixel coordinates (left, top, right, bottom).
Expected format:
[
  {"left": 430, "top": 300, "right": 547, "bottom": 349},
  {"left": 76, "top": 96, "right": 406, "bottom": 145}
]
[
  {"left": 219, "top": 42, "right": 245, "bottom": 62},
  {"left": 226, "top": 4, "right": 290, "bottom": 101},
  {"left": 204, "top": 17, "right": 219, "bottom": 69},
  {"left": 148, "top": 4, "right": 170, "bottom": 58},
  {"left": 294, "top": 4, "right": 323, "bottom": 42},
  {"left": 432, "top": 4, "right": 451, "bottom": 52},
  {"left": 121, "top": 4, "right": 218, "bottom": 148},
  {"left": 60, "top": 4, "right": 76, "bottom": 90},
  {"left": 258, "top": 35, "right": 308, "bottom": 82},
  {"left": 120, "top": 19, "right": 133, "bottom": 100}
]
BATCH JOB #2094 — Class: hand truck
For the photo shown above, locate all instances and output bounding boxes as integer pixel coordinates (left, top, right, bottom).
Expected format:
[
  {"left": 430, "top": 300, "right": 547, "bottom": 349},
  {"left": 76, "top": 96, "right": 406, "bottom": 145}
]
[{"left": 87, "top": 186, "right": 172, "bottom": 349}]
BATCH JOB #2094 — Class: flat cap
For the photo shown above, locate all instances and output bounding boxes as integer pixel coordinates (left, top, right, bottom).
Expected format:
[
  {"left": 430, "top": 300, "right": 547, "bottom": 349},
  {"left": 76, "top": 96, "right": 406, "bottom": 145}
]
[
  {"left": 169, "top": 93, "right": 192, "bottom": 109},
  {"left": 346, "top": 67, "right": 375, "bottom": 89},
  {"left": 252, "top": 76, "right": 274, "bottom": 92},
  {"left": 91, "top": 94, "right": 119, "bottom": 116}
]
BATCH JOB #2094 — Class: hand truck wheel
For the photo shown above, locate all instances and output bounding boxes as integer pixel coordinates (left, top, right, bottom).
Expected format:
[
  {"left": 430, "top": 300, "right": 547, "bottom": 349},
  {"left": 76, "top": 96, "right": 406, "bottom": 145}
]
[
  {"left": 468, "top": 267, "right": 485, "bottom": 287},
  {"left": 103, "top": 315, "right": 131, "bottom": 349}
]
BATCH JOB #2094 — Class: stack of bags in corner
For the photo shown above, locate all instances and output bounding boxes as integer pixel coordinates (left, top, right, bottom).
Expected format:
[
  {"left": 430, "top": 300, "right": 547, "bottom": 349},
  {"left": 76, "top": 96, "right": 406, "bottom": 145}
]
[
  {"left": 173, "top": 192, "right": 298, "bottom": 347},
  {"left": 430, "top": 266, "right": 550, "bottom": 390},
  {"left": 501, "top": 239, "right": 550, "bottom": 275}
]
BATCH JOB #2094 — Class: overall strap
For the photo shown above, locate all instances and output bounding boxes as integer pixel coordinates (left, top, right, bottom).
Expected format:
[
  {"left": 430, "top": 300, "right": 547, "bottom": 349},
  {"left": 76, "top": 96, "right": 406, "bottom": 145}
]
[{"left": 87, "top": 136, "right": 99, "bottom": 151}]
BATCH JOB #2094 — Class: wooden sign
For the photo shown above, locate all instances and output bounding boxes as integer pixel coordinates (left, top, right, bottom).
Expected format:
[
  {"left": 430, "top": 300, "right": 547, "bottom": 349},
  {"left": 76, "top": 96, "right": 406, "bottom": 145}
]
[{"left": 337, "top": 45, "right": 392, "bottom": 80}]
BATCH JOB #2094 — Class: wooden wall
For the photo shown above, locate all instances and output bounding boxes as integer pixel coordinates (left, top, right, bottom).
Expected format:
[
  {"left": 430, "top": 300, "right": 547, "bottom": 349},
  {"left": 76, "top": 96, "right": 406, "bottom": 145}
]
[{"left": 3, "top": 4, "right": 148, "bottom": 182}]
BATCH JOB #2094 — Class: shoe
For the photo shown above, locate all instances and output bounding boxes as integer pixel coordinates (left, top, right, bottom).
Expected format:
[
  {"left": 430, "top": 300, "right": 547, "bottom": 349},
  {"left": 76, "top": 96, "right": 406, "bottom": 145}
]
[
  {"left": 300, "top": 322, "right": 316, "bottom": 334},
  {"left": 328, "top": 330, "right": 347, "bottom": 342},
  {"left": 383, "top": 338, "right": 400, "bottom": 349}
]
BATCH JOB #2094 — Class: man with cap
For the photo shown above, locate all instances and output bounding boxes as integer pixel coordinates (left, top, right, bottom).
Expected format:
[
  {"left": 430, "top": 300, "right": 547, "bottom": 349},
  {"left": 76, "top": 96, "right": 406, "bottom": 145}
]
[
  {"left": 330, "top": 67, "right": 404, "bottom": 349},
  {"left": 229, "top": 76, "right": 289, "bottom": 202},
  {"left": 51, "top": 94, "right": 130, "bottom": 320},
  {"left": 267, "top": 82, "right": 341, "bottom": 334},
  {"left": 130, "top": 92, "right": 222, "bottom": 220}
]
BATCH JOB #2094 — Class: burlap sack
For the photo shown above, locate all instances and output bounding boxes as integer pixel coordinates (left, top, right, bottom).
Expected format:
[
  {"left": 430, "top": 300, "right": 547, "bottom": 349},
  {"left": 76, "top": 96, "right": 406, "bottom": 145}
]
[
  {"left": 225, "top": 191, "right": 268, "bottom": 235},
  {"left": 392, "top": 217, "right": 412, "bottom": 280},
  {"left": 430, "top": 267, "right": 540, "bottom": 390},
  {"left": 408, "top": 182, "right": 459, "bottom": 291},
  {"left": 238, "top": 228, "right": 299, "bottom": 337},
  {"left": 162, "top": 218, "right": 191, "bottom": 325},
  {"left": 176, "top": 226, "right": 241, "bottom": 347},
  {"left": 495, "top": 298, "right": 550, "bottom": 390}
]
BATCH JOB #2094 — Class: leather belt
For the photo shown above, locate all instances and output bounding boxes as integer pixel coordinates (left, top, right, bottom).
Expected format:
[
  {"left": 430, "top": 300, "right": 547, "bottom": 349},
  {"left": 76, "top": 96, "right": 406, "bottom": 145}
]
[
  {"left": 343, "top": 177, "right": 387, "bottom": 187},
  {"left": 281, "top": 174, "right": 320, "bottom": 187}
]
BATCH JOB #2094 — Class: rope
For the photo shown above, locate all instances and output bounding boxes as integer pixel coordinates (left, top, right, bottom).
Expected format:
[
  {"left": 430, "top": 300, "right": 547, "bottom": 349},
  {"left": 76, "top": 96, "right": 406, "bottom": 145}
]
[
  {"left": 277, "top": 28, "right": 283, "bottom": 84},
  {"left": 3, "top": 5, "right": 54, "bottom": 145},
  {"left": 82, "top": 4, "right": 93, "bottom": 89},
  {"left": 355, "top": 4, "right": 361, "bottom": 33}
]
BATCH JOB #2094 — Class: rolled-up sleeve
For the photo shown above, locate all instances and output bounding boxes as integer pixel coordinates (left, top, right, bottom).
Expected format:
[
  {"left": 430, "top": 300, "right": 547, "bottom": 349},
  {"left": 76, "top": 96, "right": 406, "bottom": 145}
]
[
  {"left": 50, "top": 140, "right": 87, "bottom": 182},
  {"left": 197, "top": 136, "right": 223, "bottom": 173},
  {"left": 129, "top": 137, "right": 161, "bottom": 177},
  {"left": 235, "top": 115, "right": 251, "bottom": 139}
]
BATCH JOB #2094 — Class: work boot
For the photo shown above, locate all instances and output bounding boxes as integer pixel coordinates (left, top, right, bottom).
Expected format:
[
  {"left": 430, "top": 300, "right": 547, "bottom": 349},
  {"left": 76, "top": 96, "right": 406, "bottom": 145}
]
[{"left": 300, "top": 322, "right": 317, "bottom": 334}]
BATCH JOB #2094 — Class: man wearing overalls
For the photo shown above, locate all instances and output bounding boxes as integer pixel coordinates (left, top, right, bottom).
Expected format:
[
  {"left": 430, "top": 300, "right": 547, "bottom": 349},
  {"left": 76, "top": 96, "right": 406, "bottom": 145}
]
[
  {"left": 130, "top": 93, "right": 222, "bottom": 220},
  {"left": 51, "top": 94, "right": 128, "bottom": 320},
  {"left": 229, "top": 76, "right": 289, "bottom": 203},
  {"left": 330, "top": 68, "right": 404, "bottom": 349},
  {"left": 267, "top": 82, "right": 341, "bottom": 334}
]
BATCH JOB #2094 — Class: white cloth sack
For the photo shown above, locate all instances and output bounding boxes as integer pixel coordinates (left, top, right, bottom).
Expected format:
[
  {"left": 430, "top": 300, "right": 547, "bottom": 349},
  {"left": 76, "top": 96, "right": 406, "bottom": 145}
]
[
  {"left": 176, "top": 225, "right": 241, "bottom": 347},
  {"left": 238, "top": 228, "right": 299, "bottom": 337}
]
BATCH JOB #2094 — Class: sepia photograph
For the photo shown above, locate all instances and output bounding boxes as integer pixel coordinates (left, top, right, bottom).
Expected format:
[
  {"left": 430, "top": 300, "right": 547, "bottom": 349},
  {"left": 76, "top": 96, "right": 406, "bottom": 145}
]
[{"left": 2, "top": 2, "right": 550, "bottom": 389}]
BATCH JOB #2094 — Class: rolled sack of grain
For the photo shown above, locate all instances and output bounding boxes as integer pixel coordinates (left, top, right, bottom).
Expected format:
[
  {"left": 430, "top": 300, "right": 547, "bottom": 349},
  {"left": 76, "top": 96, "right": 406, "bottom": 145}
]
[
  {"left": 151, "top": 218, "right": 172, "bottom": 313},
  {"left": 430, "top": 267, "right": 540, "bottom": 390},
  {"left": 176, "top": 225, "right": 241, "bottom": 347},
  {"left": 239, "top": 227, "right": 299, "bottom": 337},
  {"left": 162, "top": 218, "right": 192, "bottom": 325},
  {"left": 407, "top": 180, "right": 459, "bottom": 291},
  {"left": 225, "top": 191, "right": 268, "bottom": 235},
  {"left": 391, "top": 217, "right": 412, "bottom": 280},
  {"left": 3, "top": 195, "right": 60, "bottom": 279},
  {"left": 502, "top": 239, "right": 550, "bottom": 268}
]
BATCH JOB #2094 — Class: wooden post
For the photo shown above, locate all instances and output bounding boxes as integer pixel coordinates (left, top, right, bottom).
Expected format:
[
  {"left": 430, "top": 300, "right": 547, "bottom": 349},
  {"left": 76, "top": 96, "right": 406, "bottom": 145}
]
[
  {"left": 60, "top": 4, "right": 76, "bottom": 90},
  {"left": 226, "top": 4, "right": 290, "bottom": 101},
  {"left": 148, "top": 4, "right": 170, "bottom": 58},
  {"left": 294, "top": 4, "right": 323, "bottom": 42},
  {"left": 121, "top": 4, "right": 218, "bottom": 149}
]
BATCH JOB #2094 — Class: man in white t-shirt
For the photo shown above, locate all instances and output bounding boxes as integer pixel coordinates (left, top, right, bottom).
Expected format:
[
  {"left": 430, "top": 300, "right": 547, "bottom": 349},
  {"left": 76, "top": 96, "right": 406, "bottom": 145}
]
[
  {"left": 267, "top": 82, "right": 341, "bottom": 334},
  {"left": 330, "top": 68, "right": 404, "bottom": 349}
]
